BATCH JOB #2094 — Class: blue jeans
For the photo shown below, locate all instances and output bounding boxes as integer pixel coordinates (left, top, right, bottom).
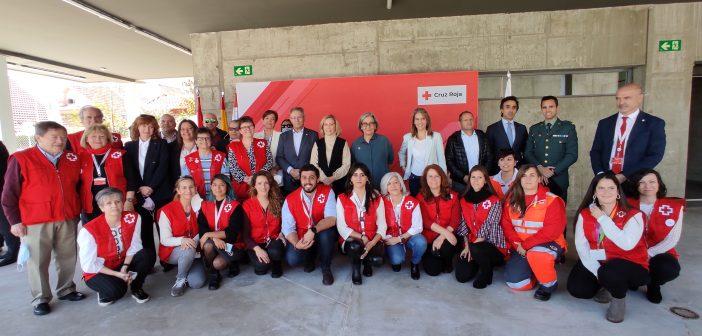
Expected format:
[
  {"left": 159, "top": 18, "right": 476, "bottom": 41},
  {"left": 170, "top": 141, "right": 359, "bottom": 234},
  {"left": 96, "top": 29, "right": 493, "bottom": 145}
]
[
  {"left": 285, "top": 228, "right": 337, "bottom": 270},
  {"left": 385, "top": 234, "right": 427, "bottom": 265}
]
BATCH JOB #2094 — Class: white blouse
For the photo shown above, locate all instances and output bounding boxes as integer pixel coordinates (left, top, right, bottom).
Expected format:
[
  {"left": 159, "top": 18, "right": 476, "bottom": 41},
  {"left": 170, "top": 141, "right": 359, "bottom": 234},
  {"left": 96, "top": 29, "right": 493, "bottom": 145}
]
[
  {"left": 78, "top": 217, "right": 143, "bottom": 274},
  {"left": 336, "top": 192, "right": 387, "bottom": 240}
]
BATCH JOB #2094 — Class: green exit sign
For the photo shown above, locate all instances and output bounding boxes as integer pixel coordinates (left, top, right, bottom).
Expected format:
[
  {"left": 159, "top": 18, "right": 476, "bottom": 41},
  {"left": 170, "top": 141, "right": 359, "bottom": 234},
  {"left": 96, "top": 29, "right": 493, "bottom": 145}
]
[
  {"left": 658, "top": 40, "right": 682, "bottom": 52},
  {"left": 233, "top": 65, "right": 253, "bottom": 76}
]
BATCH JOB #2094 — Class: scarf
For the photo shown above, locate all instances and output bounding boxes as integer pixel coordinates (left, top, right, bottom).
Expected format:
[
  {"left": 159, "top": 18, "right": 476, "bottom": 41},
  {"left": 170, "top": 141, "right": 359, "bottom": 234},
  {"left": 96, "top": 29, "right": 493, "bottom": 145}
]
[{"left": 85, "top": 145, "right": 110, "bottom": 155}]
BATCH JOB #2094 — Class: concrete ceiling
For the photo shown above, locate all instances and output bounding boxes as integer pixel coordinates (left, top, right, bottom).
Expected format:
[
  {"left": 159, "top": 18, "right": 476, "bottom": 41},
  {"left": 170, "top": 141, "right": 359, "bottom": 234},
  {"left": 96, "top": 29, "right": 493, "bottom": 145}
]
[{"left": 1, "top": 0, "right": 695, "bottom": 82}]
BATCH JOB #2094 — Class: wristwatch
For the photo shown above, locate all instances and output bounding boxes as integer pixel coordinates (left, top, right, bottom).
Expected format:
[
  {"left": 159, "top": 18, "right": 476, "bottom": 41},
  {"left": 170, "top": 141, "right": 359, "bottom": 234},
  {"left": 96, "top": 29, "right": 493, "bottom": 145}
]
[{"left": 310, "top": 226, "right": 318, "bottom": 235}]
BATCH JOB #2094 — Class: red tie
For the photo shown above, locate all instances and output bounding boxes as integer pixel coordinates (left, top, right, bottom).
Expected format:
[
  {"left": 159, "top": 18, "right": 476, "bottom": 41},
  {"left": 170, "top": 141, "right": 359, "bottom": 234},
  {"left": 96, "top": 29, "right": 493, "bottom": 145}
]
[{"left": 611, "top": 116, "right": 628, "bottom": 174}]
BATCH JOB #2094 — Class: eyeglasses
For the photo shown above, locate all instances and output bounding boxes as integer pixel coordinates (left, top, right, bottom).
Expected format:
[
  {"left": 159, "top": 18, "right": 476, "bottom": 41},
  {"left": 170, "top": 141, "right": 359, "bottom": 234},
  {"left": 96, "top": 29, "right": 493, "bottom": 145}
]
[
  {"left": 228, "top": 127, "right": 240, "bottom": 131},
  {"left": 361, "top": 122, "right": 376, "bottom": 128},
  {"left": 196, "top": 137, "right": 211, "bottom": 141},
  {"left": 204, "top": 118, "right": 217, "bottom": 123}
]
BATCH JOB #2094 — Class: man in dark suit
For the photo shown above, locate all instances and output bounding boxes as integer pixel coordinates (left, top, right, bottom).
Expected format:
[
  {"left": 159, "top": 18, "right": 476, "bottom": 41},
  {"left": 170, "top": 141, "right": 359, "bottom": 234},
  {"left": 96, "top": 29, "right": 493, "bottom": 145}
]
[
  {"left": 590, "top": 83, "right": 666, "bottom": 186},
  {"left": 276, "top": 107, "right": 319, "bottom": 194},
  {"left": 486, "top": 96, "right": 528, "bottom": 174},
  {"left": 445, "top": 111, "right": 491, "bottom": 193}
]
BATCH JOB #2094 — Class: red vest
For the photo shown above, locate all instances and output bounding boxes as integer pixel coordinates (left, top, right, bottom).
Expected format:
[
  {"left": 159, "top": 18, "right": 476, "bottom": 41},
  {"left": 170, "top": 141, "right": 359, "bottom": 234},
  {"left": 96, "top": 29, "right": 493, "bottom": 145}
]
[
  {"left": 201, "top": 200, "right": 244, "bottom": 249},
  {"left": 13, "top": 147, "right": 82, "bottom": 225},
  {"left": 157, "top": 200, "right": 199, "bottom": 262},
  {"left": 460, "top": 195, "right": 507, "bottom": 256},
  {"left": 418, "top": 191, "right": 459, "bottom": 243},
  {"left": 382, "top": 195, "right": 418, "bottom": 238},
  {"left": 242, "top": 197, "right": 281, "bottom": 244},
  {"left": 79, "top": 149, "right": 127, "bottom": 213},
  {"left": 68, "top": 130, "right": 123, "bottom": 155},
  {"left": 285, "top": 184, "right": 332, "bottom": 239},
  {"left": 82, "top": 212, "right": 138, "bottom": 281},
  {"left": 630, "top": 198, "right": 684, "bottom": 259},
  {"left": 581, "top": 207, "right": 649, "bottom": 269},
  {"left": 184, "top": 150, "right": 226, "bottom": 198},
  {"left": 338, "top": 193, "right": 380, "bottom": 242},
  {"left": 228, "top": 139, "right": 268, "bottom": 200}
]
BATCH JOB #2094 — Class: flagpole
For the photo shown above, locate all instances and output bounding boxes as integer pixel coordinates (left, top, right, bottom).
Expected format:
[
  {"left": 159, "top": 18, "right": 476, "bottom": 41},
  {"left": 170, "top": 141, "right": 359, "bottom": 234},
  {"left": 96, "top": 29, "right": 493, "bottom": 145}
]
[{"left": 196, "top": 87, "right": 203, "bottom": 127}]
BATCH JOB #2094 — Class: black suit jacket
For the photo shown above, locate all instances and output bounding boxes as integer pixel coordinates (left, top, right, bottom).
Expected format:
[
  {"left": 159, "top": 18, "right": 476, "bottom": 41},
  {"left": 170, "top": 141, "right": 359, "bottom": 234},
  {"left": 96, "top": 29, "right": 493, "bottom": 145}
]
[
  {"left": 275, "top": 128, "right": 318, "bottom": 191},
  {"left": 125, "top": 138, "right": 172, "bottom": 207},
  {"left": 445, "top": 129, "right": 491, "bottom": 192},
  {"left": 486, "top": 119, "right": 528, "bottom": 173},
  {"left": 590, "top": 111, "right": 666, "bottom": 177}
]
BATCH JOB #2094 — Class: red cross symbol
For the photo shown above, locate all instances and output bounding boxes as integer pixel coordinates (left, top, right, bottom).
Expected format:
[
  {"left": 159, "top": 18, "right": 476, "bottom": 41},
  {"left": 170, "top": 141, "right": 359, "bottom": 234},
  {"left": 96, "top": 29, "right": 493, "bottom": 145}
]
[
  {"left": 422, "top": 91, "right": 431, "bottom": 101},
  {"left": 658, "top": 205, "right": 673, "bottom": 216}
]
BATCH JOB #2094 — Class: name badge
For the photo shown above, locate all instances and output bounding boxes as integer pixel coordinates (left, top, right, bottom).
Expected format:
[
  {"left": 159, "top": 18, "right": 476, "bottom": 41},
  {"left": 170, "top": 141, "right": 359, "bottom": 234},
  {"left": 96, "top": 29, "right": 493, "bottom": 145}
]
[{"left": 93, "top": 177, "right": 107, "bottom": 186}]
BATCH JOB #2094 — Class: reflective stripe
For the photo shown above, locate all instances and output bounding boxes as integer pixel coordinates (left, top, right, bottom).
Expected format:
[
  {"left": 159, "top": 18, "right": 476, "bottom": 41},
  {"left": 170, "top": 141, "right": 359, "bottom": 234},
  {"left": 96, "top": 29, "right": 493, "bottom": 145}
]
[
  {"left": 506, "top": 278, "right": 533, "bottom": 289},
  {"left": 530, "top": 245, "right": 558, "bottom": 258},
  {"left": 515, "top": 227, "right": 539, "bottom": 234}
]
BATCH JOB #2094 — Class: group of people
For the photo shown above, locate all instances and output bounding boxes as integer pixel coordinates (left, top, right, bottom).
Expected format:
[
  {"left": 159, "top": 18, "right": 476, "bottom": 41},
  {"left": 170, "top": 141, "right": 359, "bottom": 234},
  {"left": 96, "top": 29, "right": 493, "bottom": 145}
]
[{"left": 0, "top": 83, "right": 682, "bottom": 324}]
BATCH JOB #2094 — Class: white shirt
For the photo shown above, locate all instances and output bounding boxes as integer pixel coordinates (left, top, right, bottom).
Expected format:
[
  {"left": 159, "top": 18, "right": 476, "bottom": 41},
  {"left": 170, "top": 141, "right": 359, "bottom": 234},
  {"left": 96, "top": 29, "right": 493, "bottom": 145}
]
[
  {"left": 179, "top": 145, "right": 197, "bottom": 177},
  {"left": 492, "top": 168, "right": 518, "bottom": 195},
  {"left": 78, "top": 217, "right": 143, "bottom": 274},
  {"left": 336, "top": 192, "right": 387, "bottom": 240},
  {"left": 409, "top": 137, "right": 431, "bottom": 176},
  {"left": 292, "top": 128, "right": 304, "bottom": 155},
  {"left": 281, "top": 189, "right": 337, "bottom": 236},
  {"left": 501, "top": 118, "right": 516, "bottom": 146},
  {"left": 386, "top": 196, "right": 423, "bottom": 237},
  {"left": 460, "top": 130, "right": 480, "bottom": 172},
  {"left": 138, "top": 139, "right": 150, "bottom": 178},
  {"left": 608, "top": 109, "right": 640, "bottom": 169}
]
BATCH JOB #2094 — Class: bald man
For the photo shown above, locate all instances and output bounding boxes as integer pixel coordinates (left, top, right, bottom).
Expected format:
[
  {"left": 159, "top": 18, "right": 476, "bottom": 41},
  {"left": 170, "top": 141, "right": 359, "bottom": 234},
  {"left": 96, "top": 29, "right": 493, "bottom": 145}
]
[
  {"left": 590, "top": 83, "right": 666, "bottom": 184},
  {"left": 202, "top": 113, "right": 230, "bottom": 152},
  {"left": 159, "top": 114, "right": 177, "bottom": 143}
]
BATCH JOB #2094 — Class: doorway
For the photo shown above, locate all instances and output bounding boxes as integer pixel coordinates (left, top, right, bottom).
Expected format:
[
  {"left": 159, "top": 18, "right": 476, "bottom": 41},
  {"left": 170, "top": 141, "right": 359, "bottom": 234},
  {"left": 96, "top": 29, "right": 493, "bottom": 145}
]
[{"left": 685, "top": 63, "right": 702, "bottom": 201}]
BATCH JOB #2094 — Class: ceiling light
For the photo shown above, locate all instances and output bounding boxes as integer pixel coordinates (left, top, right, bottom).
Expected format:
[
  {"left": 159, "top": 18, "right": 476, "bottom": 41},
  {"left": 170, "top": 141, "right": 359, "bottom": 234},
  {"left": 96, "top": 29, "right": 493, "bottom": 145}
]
[
  {"left": 133, "top": 28, "right": 192, "bottom": 55},
  {"left": 61, "top": 0, "right": 132, "bottom": 30},
  {"left": 7, "top": 62, "right": 87, "bottom": 82}
]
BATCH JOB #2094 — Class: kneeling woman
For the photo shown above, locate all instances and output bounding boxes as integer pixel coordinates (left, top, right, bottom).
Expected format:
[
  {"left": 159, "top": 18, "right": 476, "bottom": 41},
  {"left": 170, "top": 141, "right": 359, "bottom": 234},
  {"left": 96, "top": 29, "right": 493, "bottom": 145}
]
[
  {"left": 418, "top": 164, "right": 460, "bottom": 276},
  {"left": 337, "top": 163, "right": 387, "bottom": 285},
  {"left": 198, "top": 174, "right": 245, "bottom": 290},
  {"left": 380, "top": 172, "right": 426, "bottom": 280},
  {"left": 78, "top": 188, "right": 155, "bottom": 306},
  {"left": 455, "top": 166, "right": 507, "bottom": 289},
  {"left": 567, "top": 172, "right": 648, "bottom": 323},
  {"left": 242, "top": 171, "right": 285, "bottom": 277},
  {"left": 501, "top": 164, "right": 566, "bottom": 301},
  {"left": 630, "top": 169, "right": 683, "bottom": 304},
  {"left": 158, "top": 177, "right": 206, "bottom": 297}
]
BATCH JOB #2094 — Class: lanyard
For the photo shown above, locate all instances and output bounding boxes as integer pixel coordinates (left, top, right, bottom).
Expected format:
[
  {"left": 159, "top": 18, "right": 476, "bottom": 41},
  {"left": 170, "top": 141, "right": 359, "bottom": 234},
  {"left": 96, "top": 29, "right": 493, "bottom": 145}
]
[
  {"left": 91, "top": 149, "right": 111, "bottom": 177},
  {"left": 214, "top": 201, "right": 226, "bottom": 231},
  {"left": 351, "top": 193, "right": 366, "bottom": 232},
  {"left": 391, "top": 196, "right": 403, "bottom": 235},
  {"left": 597, "top": 206, "right": 618, "bottom": 248},
  {"left": 301, "top": 192, "right": 314, "bottom": 229}
]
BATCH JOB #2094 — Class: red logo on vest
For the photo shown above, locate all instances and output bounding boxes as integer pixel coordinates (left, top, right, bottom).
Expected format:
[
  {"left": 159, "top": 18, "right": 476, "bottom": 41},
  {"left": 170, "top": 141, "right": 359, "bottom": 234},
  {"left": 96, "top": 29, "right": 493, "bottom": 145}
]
[
  {"left": 224, "top": 203, "right": 233, "bottom": 212},
  {"left": 616, "top": 210, "right": 626, "bottom": 218},
  {"left": 110, "top": 151, "right": 122, "bottom": 159},
  {"left": 112, "top": 134, "right": 119, "bottom": 142},
  {"left": 256, "top": 140, "right": 265, "bottom": 148},
  {"left": 658, "top": 205, "right": 673, "bottom": 216},
  {"left": 66, "top": 153, "right": 78, "bottom": 161},
  {"left": 482, "top": 200, "right": 492, "bottom": 209},
  {"left": 213, "top": 153, "right": 223, "bottom": 162},
  {"left": 404, "top": 200, "right": 415, "bottom": 210},
  {"left": 123, "top": 213, "right": 136, "bottom": 224}
]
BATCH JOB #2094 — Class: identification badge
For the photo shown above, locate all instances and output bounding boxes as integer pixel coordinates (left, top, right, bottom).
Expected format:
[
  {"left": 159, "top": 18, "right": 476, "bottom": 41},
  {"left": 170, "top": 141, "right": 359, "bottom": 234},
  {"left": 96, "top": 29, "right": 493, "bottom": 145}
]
[{"left": 93, "top": 177, "right": 107, "bottom": 186}]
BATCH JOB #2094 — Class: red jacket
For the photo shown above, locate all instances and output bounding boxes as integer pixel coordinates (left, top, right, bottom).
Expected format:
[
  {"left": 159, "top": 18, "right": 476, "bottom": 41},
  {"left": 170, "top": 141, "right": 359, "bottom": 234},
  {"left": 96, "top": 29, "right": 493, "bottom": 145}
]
[
  {"left": 459, "top": 195, "right": 507, "bottom": 255},
  {"left": 157, "top": 200, "right": 198, "bottom": 262},
  {"left": 12, "top": 147, "right": 81, "bottom": 225},
  {"left": 417, "top": 191, "right": 460, "bottom": 243},
  {"left": 184, "top": 150, "right": 226, "bottom": 198},
  {"left": 630, "top": 197, "right": 684, "bottom": 259},
  {"left": 79, "top": 149, "right": 127, "bottom": 213},
  {"left": 581, "top": 207, "right": 649, "bottom": 269},
  {"left": 382, "top": 195, "right": 419, "bottom": 238},
  {"left": 82, "top": 211, "right": 138, "bottom": 281},
  {"left": 201, "top": 199, "right": 244, "bottom": 249},
  {"left": 228, "top": 139, "right": 268, "bottom": 200},
  {"left": 338, "top": 193, "right": 380, "bottom": 241},
  {"left": 68, "top": 130, "right": 123, "bottom": 154},
  {"left": 285, "top": 184, "right": 332, "bottom": 239},
  {"left": 500, "top": 186, "right": 566, "bottom": 251},
  {"left": 242, "top": 197, "right": 281, "bottom": 245}
]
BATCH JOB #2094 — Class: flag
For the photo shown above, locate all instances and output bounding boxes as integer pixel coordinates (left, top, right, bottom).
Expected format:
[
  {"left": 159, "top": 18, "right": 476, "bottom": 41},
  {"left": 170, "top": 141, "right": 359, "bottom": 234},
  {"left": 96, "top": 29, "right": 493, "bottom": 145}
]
[
  {"left": 220, "top": 92, "right": 228, "bottom": 131},
  {"left": 504, "top": 71, "right": 512, "bottom": 97},
  {"left": 232, "top": 91, "right": 239, "bottom": 120},
  {"left": 196, "top": 88, "right": 203, "bottom": 127}
]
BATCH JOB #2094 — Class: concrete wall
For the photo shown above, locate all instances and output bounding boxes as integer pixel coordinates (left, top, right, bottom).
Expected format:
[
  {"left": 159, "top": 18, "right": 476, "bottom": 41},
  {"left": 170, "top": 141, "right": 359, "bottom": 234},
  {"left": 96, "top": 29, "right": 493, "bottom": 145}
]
[{"left": 191, "top": 3, "right": 702, "bottom": 209}]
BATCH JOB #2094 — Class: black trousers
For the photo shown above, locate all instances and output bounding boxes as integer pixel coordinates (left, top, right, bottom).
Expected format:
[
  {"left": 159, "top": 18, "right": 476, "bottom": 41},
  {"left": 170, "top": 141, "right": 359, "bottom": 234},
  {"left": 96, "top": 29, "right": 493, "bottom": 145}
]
[
  {"left": 455, "top": 241, "right": 505, "bottom": 283},
  {"left": 343, "top": 238, "right": 384, "bottom": 265},
  {"left": 649, "top": 253, "right": 680, "bottom": 286},
  {"left": 247, "top": 239, "right": 285, "bottom": 275},
  {"left": 423, "top": 239, "right": 458, "bottom": 276},
  {"left": 567, "top": 259, "right": 650, "bottom": 299},
  {"left": 85, "top": 249, "right": 155, "bottom": 301},
  {"left": 135, "top": 207, "right": 156, "bottom": 256},
  {"left": 0, "top": 210, "right": 19, "bottom": 258},
  {"left": 202, "top": 238, "right": 245, "bottom": 271}
]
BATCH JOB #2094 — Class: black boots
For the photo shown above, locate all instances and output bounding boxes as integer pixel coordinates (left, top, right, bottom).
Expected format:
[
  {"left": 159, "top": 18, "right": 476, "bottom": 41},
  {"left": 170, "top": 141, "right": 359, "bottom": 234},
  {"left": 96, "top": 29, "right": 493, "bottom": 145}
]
[
  {"left": 352, "top": 260, "right": 362, "bottom": 285},
  {"left": 646, "top": 284, "right": 663, "bottom": 304},
  {"left": 362, "top": 259, "right": 373, "bottom": 277},
  {"left": 208, "top": 271, "right": 221, "bottom": 290},
  {"left": 227, "top": 262, "right": 240, "bottom": 278},
  {"left": 322, "top": 268, "right": 334, "bottom": 286},
  {"left": 410, "top": 263, "right": 420, "bottom": 280},
  {"left": 443, "top": 257, "right": 454, "bottom": 274},
  {"left": 392, "top": 264, "right": 401, "bottom": 272},
  {"left": 271, "top": 261, "right": 283, "bottom": 278}
]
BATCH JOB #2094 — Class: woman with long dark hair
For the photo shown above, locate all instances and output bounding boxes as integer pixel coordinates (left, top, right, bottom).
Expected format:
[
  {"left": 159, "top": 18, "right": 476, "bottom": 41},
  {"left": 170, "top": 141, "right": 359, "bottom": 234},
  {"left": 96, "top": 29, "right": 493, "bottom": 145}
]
[
  {"left": 629, "top": 169, "right": 683, "bottom": 304},
  {"left": 418, "top": 164, "right": 461, "bottom": 276},
  {"left": 241, "top": 170, "right": 285, "bottom": 277},
  {"left": 455, "top": 165, "right": 507, "bottom": 288},
  {"left": 567, "top": 172, "right": 648, "bottom": 323},
  {"left": 336, "top": 163, "right": 386, "bottom": 285},
  {"left": 501, "top": 164, "right": 566, "bottom": 301},
  {"left": 398, "top": 108, "right": 447, "bottom": 196}
]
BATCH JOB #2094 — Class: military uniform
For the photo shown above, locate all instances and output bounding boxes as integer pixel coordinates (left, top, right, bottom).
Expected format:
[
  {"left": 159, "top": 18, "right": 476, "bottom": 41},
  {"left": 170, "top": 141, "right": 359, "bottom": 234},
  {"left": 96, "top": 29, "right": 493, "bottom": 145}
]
[{"left": 524, "top": 118, "right": 578, "bottom": 202}]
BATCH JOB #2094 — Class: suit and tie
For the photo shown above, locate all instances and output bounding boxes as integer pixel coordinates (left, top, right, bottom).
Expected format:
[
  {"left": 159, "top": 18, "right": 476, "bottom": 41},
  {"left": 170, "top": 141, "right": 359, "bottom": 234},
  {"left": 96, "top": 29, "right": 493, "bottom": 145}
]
[
  {"left": 590, "top": 110, "right": 666, "bottom": 178},
  {"left": 486, "top": 119, "right": 528, "bottom": 174},
  {"left": 276, "top": 128, "right": 319, "bottom": 193}
]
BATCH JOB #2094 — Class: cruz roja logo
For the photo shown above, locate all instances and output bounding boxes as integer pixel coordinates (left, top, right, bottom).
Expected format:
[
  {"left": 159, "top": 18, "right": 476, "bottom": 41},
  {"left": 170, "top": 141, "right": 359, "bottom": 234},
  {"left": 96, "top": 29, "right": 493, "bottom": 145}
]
[{"left": 417, "top": 85, "right": 467, "bottom": 105}]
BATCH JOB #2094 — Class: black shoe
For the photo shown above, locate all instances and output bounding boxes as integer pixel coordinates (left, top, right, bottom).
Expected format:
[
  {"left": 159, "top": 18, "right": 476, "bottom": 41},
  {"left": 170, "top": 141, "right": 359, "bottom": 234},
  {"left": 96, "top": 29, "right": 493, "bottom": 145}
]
[
  {"left": 362, "top": 260, "right": 373, "bottom": 277},
  {"left": 304, "top": 259, "right": 316, "bottom": 273},
  {"left": 0, "top": 256, "right": 17, "bottom": 267},
  {"left": 646, "top": 284, "right": 663, "bottom": 304},
  {"left": 322, "top": 269, "right": 334, "bottom": 286},
  {"left": 534, "top": 285, "right": 555, "bottom": 301},
  {"left": 131, "top": 289, "right": 150, "bottom": 303},
  {"left": 227, "top": 263, "right": 240, "bottom": 278},
  {"left": 352, "top": 262, "right": 362, "bottom": 285},
  {"left": 271, "top": 261, "right": 283, "bottom": 278},
  {"left": 208, "top": 272, "right": 222, "bottom": 290},
  {"left": 391, "top": 264, "right": 401, "bottom": 272},
  {"left": 443, "top": 259, "right": 454, "bottom": 274},
  {"left": 410, "top": 263, "right": 420, "bottom": 280},
  {"left": 33, "top": 303, "right": 50, "bottom": 316},
  {"left": 473, "top": 270, "right": 493, "bottom": 289},
  {"left": 58, "top": 291, "right": 86, "bottom": 301}
]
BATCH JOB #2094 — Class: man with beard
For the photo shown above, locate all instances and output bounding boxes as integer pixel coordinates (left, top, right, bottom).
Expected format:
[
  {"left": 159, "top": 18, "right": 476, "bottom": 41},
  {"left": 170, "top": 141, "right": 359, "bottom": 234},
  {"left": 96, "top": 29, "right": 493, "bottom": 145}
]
[{"left": 281, "top": 164, "right": 337, "bottom": 285}]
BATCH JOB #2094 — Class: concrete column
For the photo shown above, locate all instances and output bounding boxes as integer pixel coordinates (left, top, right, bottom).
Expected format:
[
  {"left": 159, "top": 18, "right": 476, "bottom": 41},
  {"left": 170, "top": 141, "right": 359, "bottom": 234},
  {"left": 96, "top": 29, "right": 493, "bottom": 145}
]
[{"left": 0, "top": 56, "right": 18, "bottom": 153}]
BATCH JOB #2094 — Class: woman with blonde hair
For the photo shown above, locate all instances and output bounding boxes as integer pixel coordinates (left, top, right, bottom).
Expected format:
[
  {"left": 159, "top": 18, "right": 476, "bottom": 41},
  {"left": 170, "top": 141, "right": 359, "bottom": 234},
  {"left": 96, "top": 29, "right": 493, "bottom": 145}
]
[
  {"left": 398, "top": 108, "right": 447, "bottom": 196},
  {"left": 310, "top": 114, "right": 351, "bottom": 194}
]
